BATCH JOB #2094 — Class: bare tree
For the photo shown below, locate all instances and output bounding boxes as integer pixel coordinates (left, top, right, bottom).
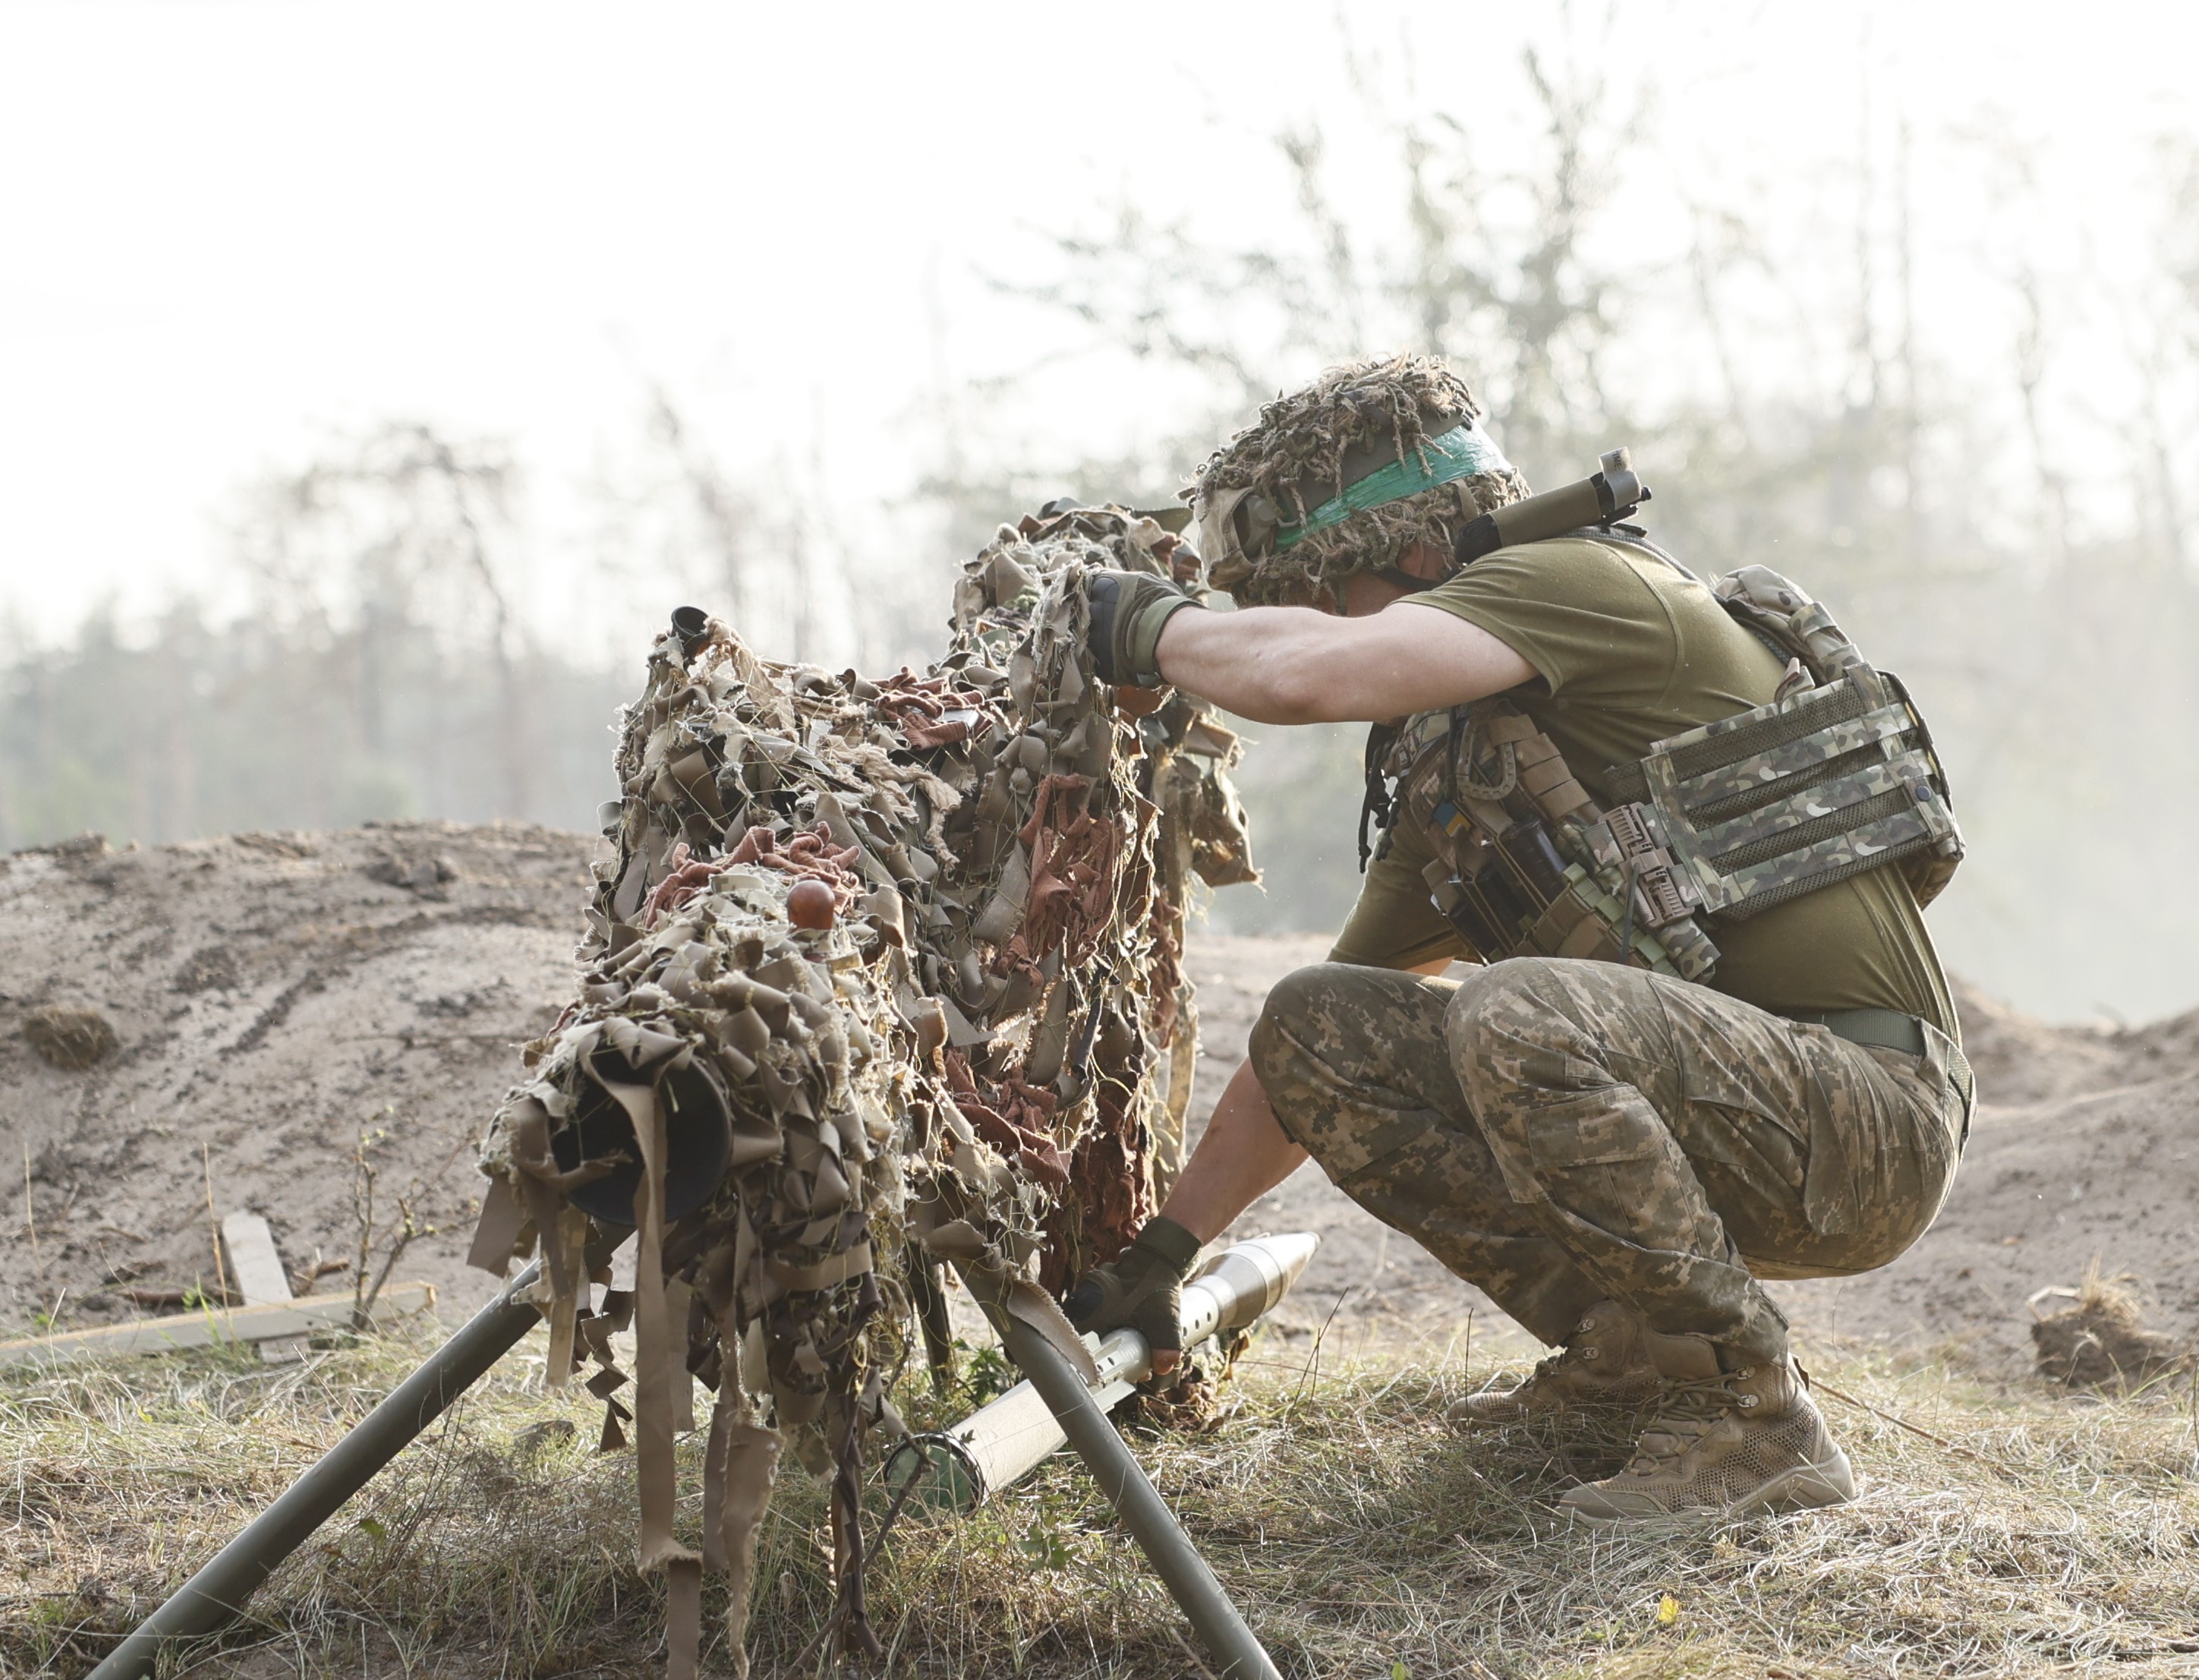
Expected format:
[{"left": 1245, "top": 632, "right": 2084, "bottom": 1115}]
[
  {"left": 235, "top": 421, "right": 535, "bottom": 818},
  {"left": 647, "top": 387, "right": 755, "bottom": 631}
]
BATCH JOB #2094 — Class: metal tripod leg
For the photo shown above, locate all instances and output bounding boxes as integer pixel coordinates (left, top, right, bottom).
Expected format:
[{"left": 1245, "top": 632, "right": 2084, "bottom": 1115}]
[
  {"left": 906, "top": 1247, "right": 958, "bottom": 1395},
  {"left": 87, "top": 1259, "right": 550, "bottom": 1680},
  {"left": 973, "top": 1280, "right": 1283, "bottom": 1680}
]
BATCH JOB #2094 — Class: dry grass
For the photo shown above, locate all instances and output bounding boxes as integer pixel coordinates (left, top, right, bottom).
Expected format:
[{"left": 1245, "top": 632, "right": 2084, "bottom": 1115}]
[{"left": 5, "top": 1320, "right": 2198, "bottom": 1678}]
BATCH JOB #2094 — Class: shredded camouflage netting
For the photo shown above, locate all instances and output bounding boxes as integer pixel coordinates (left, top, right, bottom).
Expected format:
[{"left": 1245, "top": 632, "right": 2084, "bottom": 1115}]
[
  {"left": 471, "top": 506, "right": 1255, "bottom": 1671},
  {"left": 1189, "top": 353, "right": 1532, "bottom": 607}
]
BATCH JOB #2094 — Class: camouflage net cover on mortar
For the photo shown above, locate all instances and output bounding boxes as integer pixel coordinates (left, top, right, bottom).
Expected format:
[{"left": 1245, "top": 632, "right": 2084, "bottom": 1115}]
[{"left": 471, "top": 506, "right": 1255, "bottom": 1669}]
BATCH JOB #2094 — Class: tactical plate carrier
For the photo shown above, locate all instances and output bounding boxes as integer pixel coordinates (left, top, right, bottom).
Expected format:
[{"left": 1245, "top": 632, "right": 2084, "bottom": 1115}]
[{"left": 1369, "top": 542, "right": 1963, "bottom": 982}]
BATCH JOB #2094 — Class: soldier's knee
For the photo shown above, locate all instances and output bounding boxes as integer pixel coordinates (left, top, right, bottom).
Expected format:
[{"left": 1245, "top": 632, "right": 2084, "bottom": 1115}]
[{"left": 1247, "top": 963, "right": 1354, "bottom": 1085}]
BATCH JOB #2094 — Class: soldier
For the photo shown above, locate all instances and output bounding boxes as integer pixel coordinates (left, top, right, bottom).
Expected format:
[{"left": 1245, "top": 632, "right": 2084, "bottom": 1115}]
[{"left": 1065, "top": 355, "right": 1974, "bottom": 1522}]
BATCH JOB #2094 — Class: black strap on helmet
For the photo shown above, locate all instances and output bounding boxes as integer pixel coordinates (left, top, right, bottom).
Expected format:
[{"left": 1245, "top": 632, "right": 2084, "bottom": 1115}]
[{"left": 1371, "top": 565, "right": 1442, "bottom": 594}]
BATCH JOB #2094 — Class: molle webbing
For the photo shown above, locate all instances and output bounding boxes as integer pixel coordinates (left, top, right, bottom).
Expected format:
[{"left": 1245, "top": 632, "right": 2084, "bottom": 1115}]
[
  {"left": 1600, "top": 664, "right": 1960, "bottom": 922},
  {"left": 1374, "top": 553, "right": 1959, "bottom": 982},
  {"left": 1605, "top": 679, "right": 1873, "bottom": 802},
  {"left": 1384, "top": 700, "right": 1721, "bottom": 982}
]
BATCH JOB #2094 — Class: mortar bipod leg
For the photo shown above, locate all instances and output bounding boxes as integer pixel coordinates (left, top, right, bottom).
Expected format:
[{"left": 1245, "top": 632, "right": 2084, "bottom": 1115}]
[
  {"left": 906, "top": 1247, "right": 958, "bottom": 1396},
  {"left": 972, "top": 1282, "right": 1283, "bottom": 1680},
  {"left": 87, "top": 1242, "right": 614, "bottom": 1680}
]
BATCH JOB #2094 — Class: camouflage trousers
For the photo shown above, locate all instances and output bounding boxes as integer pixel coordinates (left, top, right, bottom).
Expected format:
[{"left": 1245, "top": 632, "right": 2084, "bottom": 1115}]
[{"left": 1248, "top": 958, "right": 1971, "bottom": 1363}]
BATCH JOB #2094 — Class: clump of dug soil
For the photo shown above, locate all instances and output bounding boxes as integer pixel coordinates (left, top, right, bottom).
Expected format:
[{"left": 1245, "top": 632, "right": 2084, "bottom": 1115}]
[
  {"left": 2030, "top": 1266, "right": 2192, "bottom": 1388},
  {"left": 22, "top": 1004, "right": 116, "bottom": 1070}
]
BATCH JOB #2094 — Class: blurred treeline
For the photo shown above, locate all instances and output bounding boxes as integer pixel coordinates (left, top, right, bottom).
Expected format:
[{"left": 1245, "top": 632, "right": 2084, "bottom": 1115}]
[
  {"left": 0, "top": 405, "right": 934, "bottom": 851},
  {"left": 2, "top": 427, "right": 632, "bottom": 843},
  {"left": 6, "top": 39, "right": 2198, "bottom": 1021}
]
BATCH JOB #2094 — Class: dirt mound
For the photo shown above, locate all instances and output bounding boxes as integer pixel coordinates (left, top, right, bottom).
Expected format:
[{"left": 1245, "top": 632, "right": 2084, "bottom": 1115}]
[
  {"left": 1949, "top": 976, "right": 2199, "bottom": 1105},
  {"left": 0, "top": 823, "right": 597, "bottom": 1332},
  {"left": 4, "top": 829, "right": 2194, "bottom": 1382},
  {"left": 1832, "top": 978, "right": 2199, "bottom": 1373}
]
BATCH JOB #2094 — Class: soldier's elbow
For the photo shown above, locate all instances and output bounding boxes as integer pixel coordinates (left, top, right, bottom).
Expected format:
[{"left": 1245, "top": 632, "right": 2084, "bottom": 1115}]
[{"left": 1260, "top": 660, "right": 1334, "bottom": 723}]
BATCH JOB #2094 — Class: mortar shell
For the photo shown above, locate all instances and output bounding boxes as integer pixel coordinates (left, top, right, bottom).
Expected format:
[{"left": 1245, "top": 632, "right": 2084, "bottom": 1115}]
[{"left": 882, "top": 1231, "right": 1320, "bottom": 1513}]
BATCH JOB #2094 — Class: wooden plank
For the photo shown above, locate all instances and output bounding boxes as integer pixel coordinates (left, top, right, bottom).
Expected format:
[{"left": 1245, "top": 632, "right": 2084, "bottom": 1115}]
[
  {"left": 219, "top": 1212, "right": 294, "bottom": 1304},
  {"left": 0, "top": 1284, "right": 440, "bottom": 1371},
  {"left": 220, "top": 1209, "right": 304, "bottom": 1364}
]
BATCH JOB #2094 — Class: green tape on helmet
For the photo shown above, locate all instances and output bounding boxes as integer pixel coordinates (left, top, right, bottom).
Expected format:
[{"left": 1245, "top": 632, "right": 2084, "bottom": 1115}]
[{"left": 1273, "top": 422, "right": 1513, "bottom": 553}]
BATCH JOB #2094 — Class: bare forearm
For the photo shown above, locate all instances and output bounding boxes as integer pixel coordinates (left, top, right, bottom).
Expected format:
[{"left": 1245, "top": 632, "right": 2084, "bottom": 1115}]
[
  {"left": 1154, "top": 598, "right": 1536, "bottom": 724},
  {"left": 1153, "top": 604, "right": 1351, "bottom": 723},
  {"left": 1156, "top": 1057, "right": 1308, "bottom": 1242}
]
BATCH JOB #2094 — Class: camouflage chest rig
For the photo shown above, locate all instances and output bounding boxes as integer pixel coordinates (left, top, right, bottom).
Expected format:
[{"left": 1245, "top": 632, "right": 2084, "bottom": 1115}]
[{"left": 1363, "top": 452, "right": 1964, "bottom": 982}]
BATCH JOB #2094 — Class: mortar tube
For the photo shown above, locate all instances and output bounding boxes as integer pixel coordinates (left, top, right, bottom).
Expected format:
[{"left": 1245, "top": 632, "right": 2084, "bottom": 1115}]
[
  {"left": 87, "top": 1258, "right": 555, "bottom": 1680},
  {"left": 970, "top": 1275, "right": 1284, "bottom": 1680}
]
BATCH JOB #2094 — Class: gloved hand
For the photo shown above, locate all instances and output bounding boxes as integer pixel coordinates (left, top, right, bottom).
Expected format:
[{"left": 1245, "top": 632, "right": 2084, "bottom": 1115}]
[
  {"left": 1063, "top": 1215, "right": 1202, "bottom": 1375},
  {"left": 1084, "top": 570, "right": 1202, "bottom": 688}
]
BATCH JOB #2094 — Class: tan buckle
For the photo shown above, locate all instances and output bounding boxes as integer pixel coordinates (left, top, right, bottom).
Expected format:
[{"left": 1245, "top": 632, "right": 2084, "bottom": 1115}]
[{"left": 1599, "top": 804, "right": 1700, "bottom": 927}]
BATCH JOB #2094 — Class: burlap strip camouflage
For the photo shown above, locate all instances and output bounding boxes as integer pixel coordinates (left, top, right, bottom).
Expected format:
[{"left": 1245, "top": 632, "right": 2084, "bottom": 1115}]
[
  {"left": 1189, "top": 354, "right": 1530, "bottom": 607},
  {"left": 471, "top": 506, "right": 1257, "bottom": 1670}
]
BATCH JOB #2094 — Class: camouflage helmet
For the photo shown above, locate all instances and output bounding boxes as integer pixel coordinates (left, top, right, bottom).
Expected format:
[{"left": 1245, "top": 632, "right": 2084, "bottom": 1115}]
[{"left": 1187, "top": 355, "right": 1530, "bottom": 607}]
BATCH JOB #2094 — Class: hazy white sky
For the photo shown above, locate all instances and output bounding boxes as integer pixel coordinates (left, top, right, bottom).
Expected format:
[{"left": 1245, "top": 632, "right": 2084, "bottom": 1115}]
[{"left": 2, "top": 0, "right": 2191, "bottom": 646}]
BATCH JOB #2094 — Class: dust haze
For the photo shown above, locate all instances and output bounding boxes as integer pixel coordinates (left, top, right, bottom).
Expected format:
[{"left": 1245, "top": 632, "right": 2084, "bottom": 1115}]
[{"left": 4, "top": 3, "right": 2195, "bottom": 1026}]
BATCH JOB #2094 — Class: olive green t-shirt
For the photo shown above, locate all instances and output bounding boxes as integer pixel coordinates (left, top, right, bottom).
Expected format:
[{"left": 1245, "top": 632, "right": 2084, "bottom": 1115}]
[{"left": 1328, "top": 534, "right": 1957, "bottom": 1039}]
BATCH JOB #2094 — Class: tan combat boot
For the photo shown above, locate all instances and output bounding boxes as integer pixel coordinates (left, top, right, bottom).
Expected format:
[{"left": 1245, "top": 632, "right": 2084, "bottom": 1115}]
[
  {"left": 1447, "top": 1300, "right": 1662, "bottom": 1429},
  {"left": 1558, "top": 1341, "right": 1856, "bottom": 1524}
]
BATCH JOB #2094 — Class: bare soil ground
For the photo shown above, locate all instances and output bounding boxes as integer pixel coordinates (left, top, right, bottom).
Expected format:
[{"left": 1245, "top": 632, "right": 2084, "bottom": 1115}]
[
  {"left": 3, "top": 824, "right": 2194, "bottom": 1379},
  {"left": 0, "top": 824, "right": 594, "bottom": 1333}
]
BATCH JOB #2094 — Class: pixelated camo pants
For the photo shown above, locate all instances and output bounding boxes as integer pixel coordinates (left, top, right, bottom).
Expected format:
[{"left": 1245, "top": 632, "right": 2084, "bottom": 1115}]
[{"left": 1248, "top": 957, "right": 1970, "bottom": 1360}]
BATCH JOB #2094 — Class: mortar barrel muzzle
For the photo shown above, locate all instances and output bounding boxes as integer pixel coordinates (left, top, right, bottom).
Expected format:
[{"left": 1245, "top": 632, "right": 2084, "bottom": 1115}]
[{"left": 669, "top": 604, "right": 711, "bottom": 660}]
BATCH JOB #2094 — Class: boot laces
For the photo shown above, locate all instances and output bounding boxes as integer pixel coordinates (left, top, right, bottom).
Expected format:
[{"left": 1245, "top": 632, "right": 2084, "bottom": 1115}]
[
  {"left": 1628, "top": 1370, "right": 1755, "bottom": 1469},
  {"left": 1517, "top": 1332, "right": 1601, "bottom": 1392},
  {"left": 1529, "top": 1346, "right": 1580, "bottom": 1382}
]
